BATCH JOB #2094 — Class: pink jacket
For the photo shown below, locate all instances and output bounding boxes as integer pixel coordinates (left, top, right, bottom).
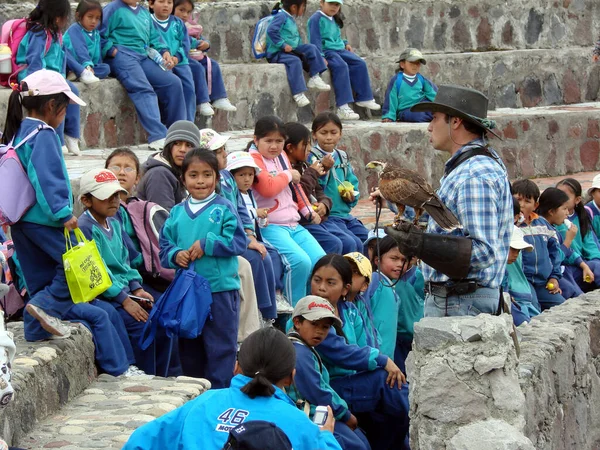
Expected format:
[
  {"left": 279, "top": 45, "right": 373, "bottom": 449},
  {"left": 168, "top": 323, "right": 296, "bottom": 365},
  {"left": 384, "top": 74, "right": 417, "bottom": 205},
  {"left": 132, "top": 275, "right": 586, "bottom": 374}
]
[{"left": 249, "top": 146, "right": 311, "bottom": 226}]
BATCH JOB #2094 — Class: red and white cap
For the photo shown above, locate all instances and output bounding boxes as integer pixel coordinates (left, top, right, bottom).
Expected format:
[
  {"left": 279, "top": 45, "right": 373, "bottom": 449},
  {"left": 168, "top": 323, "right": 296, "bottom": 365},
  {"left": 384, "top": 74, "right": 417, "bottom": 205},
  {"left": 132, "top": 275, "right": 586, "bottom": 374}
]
[
  {"left": 20, "top": 69, "right": 86, "bottom": 106},
  {"left": 79, "top": 169, "right": 127, "bottom": 200}
]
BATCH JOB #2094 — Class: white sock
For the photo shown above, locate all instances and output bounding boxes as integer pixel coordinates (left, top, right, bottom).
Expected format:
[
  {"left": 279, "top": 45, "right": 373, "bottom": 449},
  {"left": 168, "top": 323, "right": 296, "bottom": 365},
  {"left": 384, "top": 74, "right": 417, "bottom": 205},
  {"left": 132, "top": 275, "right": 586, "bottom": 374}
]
[{"left": 339, "top": 104, "right": 349, "bottom": 109}]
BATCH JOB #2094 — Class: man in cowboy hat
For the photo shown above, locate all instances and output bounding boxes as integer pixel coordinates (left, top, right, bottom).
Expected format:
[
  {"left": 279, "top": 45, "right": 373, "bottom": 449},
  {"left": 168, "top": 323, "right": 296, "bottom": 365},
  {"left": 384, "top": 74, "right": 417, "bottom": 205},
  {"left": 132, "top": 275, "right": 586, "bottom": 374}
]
[{"left": 386, "top": 85, "right": 513, "bottom": 317}]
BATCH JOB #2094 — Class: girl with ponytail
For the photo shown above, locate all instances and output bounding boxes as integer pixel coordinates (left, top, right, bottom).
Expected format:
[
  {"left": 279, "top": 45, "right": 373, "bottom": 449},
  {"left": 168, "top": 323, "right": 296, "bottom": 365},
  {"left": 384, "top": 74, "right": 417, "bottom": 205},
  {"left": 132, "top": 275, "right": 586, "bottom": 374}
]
[{"left": 124, "top": 328, "right": 340, "bottom": 450}]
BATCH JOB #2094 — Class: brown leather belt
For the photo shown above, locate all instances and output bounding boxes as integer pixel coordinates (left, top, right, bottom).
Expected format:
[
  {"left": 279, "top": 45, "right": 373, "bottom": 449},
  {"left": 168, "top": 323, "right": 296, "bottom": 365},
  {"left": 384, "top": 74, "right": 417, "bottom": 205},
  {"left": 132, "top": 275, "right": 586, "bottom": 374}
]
[{"left": 426, "top": 281, "right": 484, "bottom": 298}]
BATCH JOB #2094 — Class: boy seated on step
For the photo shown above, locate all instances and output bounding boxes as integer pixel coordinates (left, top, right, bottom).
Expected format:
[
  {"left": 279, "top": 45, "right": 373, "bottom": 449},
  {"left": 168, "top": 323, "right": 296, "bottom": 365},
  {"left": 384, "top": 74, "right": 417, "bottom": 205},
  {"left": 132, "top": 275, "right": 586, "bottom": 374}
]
[{"left": 381, "top": 48, "right": 437, "bottom": 123}]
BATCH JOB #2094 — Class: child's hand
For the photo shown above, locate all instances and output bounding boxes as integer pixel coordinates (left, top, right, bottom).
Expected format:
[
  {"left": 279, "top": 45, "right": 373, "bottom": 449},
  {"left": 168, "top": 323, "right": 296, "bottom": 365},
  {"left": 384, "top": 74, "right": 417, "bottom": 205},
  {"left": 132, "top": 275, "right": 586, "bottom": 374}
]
[
  {"left": 346, "top": 414, "right": 358, "bottom": 430},
  {"left": 111, "top": 48, "right": 118, "bottom": 57},
  {"left": 582, "top": 263, "right": 595, "bottom": 284},
  {"left": 64, "top": 216, "right": 78, "bottom": 231},
  {"left": 132, "top": 288, "right": 154, "bottom": 303},
  {"left": 345, "top": 44, "right": 353, "bottom": 52},
  {"left": 323, "top": 58, "right": 328, "bottom": 67},
  {"left": 593, "top": 54, "right": 599, "bottom": 62},
  {"left": 257, "top": 208, "right": 269, "bottom": 219},
  {"left": 315, "top": 202, "right": 328, "bottom": 217},
  {"left": 321, "top": 154, "right": 335, "bottom": 171},
  {"left": 290, "top": 169, "right": 301, "bottom": 184},
  {"left": 189, "top": 240, "right": 204, "bottom": 261},
  {"left": 123, "top": 298, "right": 149, "bottom": 322},
  {"left": 566, "top": 223, "right": 578, "bottom": 240},
  {"left": 171, "top": 56, "right": 179, "bottom": 66},
  {"left": 341, "top": 190, "right": 355, "bottom": 203},
  {"left": 310, "top": 160, "right": 326, "bottom": 176},
  {"left": 248, "top": 240, "right": 267, "bottom": 259},
  {"left": 382, "top": 118, "right": 393, "bottom": 123},
  {"left": 284, "top": 44, "right": 293, "bottom": 53},
  {"left": 198, "top": 41, "right": 210, "bottom": 51},
  {"left": 546, "top": 278, "right": 561, "bottom": 294},
  {"left": 175, "top": 250, "right": 191, "bottom": 268},
  {"left": 384, "top": 357, "right": 406, "bottom": 389},
  {"left": 311, "top": 211, "right": 322, "bottom": 225}
]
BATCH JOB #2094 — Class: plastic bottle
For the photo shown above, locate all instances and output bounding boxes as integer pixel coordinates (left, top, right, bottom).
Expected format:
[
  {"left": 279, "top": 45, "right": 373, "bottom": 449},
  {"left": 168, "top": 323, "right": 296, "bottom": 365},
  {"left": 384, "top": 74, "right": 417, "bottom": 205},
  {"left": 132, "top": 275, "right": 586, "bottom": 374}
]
[
  {"left": 145, "top": 46, "right": 168, "bottom": 71},
  {"left": 0, "top": 45, "right": 12, "bottom": 75}
]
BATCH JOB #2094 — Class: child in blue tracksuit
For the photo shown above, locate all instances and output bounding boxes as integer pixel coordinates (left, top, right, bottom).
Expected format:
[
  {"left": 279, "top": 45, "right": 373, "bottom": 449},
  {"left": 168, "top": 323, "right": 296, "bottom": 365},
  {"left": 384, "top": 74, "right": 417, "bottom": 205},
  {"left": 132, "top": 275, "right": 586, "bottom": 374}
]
[
  {"left": 16, "top": 0, "right": 84, "bottom": 155},
  {"left": 307, "top": 0, "right": 380, "bottom": 121},
  {"left": 149, "top": 0, "right": 196, "bottom": 122},
  {"left": 78, "top": 168, "right": 181, "bottom": 377},
  {"left": 303, "top": 255, "right": 409, "bottom": 450},
  {"left": 289, "top": 296, "right": 371, "bottom": 450},
  {"left": 381, "top": 48, "right": 437, "bottom": 123},
  {"left": 100, "top": 0, "right": 186, "bottom": 146},
  {"left": 513, "top": 179, "right": 566, "bottom": 311},
  {"left": 556, "top": 179, "right": 600, "bottom": 292},
  {"left": 124, "top": 328, "right": 341, "bottom": 450},
  {"left": 394, "top": 263, "right": 424, "bottom": 373},
  {"left": 6, "top": 70, "right": 138, "bottom": 377},
  {"left": 266, "top": 0, "right": 330, "bottom": 108},
  {"left": 160, "top": 149, "right": 247, "bottom": 388},
  {"left": 172, "top": 0, "right": 237, "bottom": 114},
  {"left": 585, "top": 174, "right": 600, "bottom": 237},
  {"left": 309, "top": 112, "right": 369, "bottom": 247},
  {"left": 64, "top": 0, "right": 110, "bottom": 81}
]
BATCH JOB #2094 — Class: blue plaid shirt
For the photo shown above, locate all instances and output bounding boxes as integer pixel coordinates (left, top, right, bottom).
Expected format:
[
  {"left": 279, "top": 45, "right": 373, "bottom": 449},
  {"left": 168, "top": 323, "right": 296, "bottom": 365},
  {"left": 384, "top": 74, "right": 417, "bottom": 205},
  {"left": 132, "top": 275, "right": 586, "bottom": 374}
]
[{"left": 421, "top": 139, "right": 512, "bottom": 288}]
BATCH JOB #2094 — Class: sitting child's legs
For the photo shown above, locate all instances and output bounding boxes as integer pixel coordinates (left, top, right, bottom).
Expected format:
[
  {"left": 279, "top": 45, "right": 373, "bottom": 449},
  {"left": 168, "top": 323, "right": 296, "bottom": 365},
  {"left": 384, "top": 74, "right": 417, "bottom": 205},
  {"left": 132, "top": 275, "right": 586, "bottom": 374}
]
[
  {"left": 532, "top": 283, "right": 565, "bottom": 310},
  {"left": 188, "top": 58, "right": 211, "bottom": 105},
  {"left": 172, "top": 64, "right": 197, "bottom": 122},
  {"left": 199, "top": 57, "right": 227, "bottom": 101},
  {"left": 93, "top": 63, "right": 111, "bottom": 79}
]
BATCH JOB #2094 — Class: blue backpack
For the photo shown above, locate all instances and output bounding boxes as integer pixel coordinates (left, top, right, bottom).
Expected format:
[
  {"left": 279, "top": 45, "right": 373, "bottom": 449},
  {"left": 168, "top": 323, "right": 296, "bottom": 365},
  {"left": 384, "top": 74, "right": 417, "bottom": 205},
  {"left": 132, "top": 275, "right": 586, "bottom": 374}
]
[
  {"left": 252, "top": 14, "right": 274, "bottom": 59},
  {"left": 140, "top": 269, "right": 213, "bottom": 374}
]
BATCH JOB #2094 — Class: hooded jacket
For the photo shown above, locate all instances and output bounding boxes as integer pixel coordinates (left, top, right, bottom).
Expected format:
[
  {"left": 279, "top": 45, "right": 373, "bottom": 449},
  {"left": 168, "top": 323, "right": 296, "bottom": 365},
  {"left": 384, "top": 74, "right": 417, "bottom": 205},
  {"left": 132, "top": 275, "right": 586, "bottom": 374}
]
[{"left": 137, "top": 154, "right": 186, "bottom": 211}]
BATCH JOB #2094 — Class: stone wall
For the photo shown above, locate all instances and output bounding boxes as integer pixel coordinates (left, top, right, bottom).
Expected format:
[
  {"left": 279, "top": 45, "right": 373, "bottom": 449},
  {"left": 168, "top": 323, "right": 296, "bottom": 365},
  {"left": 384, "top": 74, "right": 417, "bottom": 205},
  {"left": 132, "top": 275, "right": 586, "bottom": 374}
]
[{"left": 408, "top": 291, "right": 600, "bottom": 450}]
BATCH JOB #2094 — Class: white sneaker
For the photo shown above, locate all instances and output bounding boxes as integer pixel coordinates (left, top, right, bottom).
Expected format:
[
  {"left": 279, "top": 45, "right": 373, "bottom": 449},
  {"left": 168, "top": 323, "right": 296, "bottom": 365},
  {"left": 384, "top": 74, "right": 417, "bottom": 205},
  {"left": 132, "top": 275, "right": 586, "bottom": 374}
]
[
  {"left": 61, "top": 145, "right": 69, "bottom": 155},
  {"left": 356, "top": 99, "right": 381, "bottom": 110},
  {"left": 79, "top": 69, "right": 100, "bottom": 85},
  {"left": 198, "top": 102, "right": 215, "bottom": 116},
  {"left": 123, "top": 365, "right": 153, "bottom": 379},
  {"left": 25, "top": 304, "right": 71, "bottom": 338},
  {"left": 148, "top": 138, "right": 165, "bottom": 150},
  {"left": 307, "top": 75, "right": 330, "bottom": 91},
  {"left": 66, "top": 72, "right": 77, "bottom": 82},
  {"left": 64, "top": 135, "right": 82, "bottom": 156},
  {"left": 337, "top": 105, "right": 360, "bottom": 120},
  {"left": 0, "top": 306, "right": 15, "bottom": 407},
  {"left": 276, "top": 292, "right": 294, "bottom": 315},
  {"left": 293, "top": 93, "right": 310, "bottom": 108},
  {"left": 212, "top": 98, "right": 237, "bottom": 112}
]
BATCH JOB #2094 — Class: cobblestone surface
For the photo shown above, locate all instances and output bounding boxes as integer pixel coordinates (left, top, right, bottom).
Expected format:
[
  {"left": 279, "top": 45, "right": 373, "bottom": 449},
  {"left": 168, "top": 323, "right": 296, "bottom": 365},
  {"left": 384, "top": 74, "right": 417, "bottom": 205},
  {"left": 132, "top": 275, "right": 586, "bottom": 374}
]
[{"left": 15, "top": 375, "right": 210, "bottom": 449}]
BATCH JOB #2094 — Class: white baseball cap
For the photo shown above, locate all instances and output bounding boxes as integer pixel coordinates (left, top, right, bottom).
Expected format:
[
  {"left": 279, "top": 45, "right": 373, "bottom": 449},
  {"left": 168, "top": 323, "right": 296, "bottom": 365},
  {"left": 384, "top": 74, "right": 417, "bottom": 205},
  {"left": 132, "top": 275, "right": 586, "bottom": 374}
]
[
  {"left": 80, "top": 168, "right": 127, "bottom": 200},
  {"left": 226, "top": 151, "right": 261, "bottom": 174},
  {"left": 199, "top": 128, "right": 230, "bottom": 151},
  {"left": 588, "top": 174, "right": 600, "bottom": 194},
  {"left": 21, "top": 69, "right": 86, "bottom": 106},
  {"left": 292, "top": 296, "right": 342, "bottom": 328},
  {"left": 510, "top": 226, "right": 533, "bottom": 251}
]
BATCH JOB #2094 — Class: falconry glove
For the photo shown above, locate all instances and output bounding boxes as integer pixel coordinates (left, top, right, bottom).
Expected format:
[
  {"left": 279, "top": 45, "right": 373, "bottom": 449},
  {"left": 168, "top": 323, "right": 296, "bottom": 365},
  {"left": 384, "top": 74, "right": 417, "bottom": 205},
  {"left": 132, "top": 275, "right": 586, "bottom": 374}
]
[{"left": 385, "top": 223, "right": 473, "bottom": 280}]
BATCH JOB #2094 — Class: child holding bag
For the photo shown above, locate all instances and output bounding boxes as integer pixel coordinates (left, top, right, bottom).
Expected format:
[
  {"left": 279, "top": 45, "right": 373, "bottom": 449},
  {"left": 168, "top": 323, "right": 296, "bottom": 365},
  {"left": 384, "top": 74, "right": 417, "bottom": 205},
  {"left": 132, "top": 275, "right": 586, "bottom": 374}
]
[{"left": 6, "top": 70, "right": 141, "bottom": 377}]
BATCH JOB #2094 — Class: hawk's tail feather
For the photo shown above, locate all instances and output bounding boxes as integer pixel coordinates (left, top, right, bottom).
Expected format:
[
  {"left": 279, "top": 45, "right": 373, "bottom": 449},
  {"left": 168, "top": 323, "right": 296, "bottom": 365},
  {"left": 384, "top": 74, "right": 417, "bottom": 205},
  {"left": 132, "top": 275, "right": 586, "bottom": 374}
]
[{"left": 424, "top": 203, "right": 461, "bottom": 231}]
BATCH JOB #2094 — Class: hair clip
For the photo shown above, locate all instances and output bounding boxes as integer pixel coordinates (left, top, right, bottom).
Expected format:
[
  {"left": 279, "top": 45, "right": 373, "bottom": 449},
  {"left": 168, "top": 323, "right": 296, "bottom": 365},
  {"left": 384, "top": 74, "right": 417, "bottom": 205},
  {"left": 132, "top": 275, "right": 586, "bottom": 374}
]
[{"left": 9, "top": 83, "right": 20, "bottom": 93}]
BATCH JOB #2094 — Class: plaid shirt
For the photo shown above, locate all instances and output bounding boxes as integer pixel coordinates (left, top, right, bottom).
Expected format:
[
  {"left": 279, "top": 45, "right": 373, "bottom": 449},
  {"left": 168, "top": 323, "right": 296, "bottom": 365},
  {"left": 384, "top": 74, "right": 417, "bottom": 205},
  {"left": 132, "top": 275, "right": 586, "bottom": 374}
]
[
  {"left": 421, "top": 139, "right": 513, "bottom": 288},
  {"left": 594, "top": 38, "right": 600, "bottom": 57}
]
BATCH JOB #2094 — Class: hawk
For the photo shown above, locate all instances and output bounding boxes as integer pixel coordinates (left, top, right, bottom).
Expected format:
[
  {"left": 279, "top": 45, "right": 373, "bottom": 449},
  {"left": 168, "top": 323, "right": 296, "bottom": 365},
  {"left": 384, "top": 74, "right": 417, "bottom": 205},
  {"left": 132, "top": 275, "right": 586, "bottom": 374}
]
[{"left": 366, "top": 160, "right": 461, "bottom": 231}]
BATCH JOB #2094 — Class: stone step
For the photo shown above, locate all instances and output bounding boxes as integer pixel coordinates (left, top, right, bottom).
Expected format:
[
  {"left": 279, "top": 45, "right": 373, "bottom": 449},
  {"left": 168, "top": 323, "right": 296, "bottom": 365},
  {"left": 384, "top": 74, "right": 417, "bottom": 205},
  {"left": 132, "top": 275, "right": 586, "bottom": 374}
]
[
  {"left": 0, "top": 48, "right": 597, "bottom": 149},
  {"left": 0, "top": 322, "right": 97, "bottom": 446},
  {"left": 15, "top": 373, "right": 210, "bottom": 449},
  {"left": 1, "top": 0, "right": 597, "bottom": 59},
  {"left": 62, "top": 103, "right": 600, "bottom": 209}
]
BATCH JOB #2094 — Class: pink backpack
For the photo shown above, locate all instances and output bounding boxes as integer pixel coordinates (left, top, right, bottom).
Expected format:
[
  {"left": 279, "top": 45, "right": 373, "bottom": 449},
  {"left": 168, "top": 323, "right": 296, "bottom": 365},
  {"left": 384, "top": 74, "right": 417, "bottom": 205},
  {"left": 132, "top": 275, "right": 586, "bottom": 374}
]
[{"left": 0, "top": 19, "right": 55, "bottom": 88}]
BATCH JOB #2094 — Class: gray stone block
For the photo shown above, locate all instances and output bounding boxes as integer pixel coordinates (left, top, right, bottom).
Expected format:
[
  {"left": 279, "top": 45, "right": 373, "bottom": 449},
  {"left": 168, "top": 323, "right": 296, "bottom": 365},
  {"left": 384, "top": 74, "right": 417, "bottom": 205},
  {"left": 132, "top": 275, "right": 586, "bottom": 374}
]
[{"left": 448, "top": 420, "right": 535, "bottom": 450}]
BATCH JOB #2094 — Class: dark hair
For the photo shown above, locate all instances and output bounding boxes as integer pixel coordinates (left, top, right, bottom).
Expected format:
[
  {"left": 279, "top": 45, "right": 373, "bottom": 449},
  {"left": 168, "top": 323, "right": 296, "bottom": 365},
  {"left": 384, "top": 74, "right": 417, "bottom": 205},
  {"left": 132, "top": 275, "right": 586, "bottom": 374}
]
[
  {"left": 512, "top": 179, "right": 540, "bottom": 202},
  {"left": 27, "top": 0, "right": 71, "bottom": 38},
  {"left": 239, "top": 328, "right": 296, "bottom": 399},
  {"left": 512, "top": 196, "right": 521, "bottom": 217},
  {"left": 181, "top": 147, "right": 220, "bottom": 180},
  {"left": 557, "top": 178, "right": 590, "bottom": 238},
  {"left": 283, "top": 122, "right": 311, "bottom": 152},
  {"left": 537, "top": 187, "right": 569, "bottom": 218},
  {"left": 443, "top": 114, "right": 486, "bottom": 137},
  {"left": 105, "top": 148, "right": 140, "bottom": 174},
  {"left": 247, "top": 115, "right": 287, "bottom": 150},
  {"left": 173, "top": 0, "right": 194, "bottom": 9},
  {"left": 312, "top": 112, "right": 343, "bottom": 134},
  {"left": 272, "top": 0, "right": 307, "bottom": 14},
  {"left": 371, "top": 235, "right": 400, "bottom": 268},
  {"left": 161, "top": 141, "right": 190, "bottom": 177},
  {"left": 2, "top": 83, "right": 70, "bottom": 145},
  {"left": 75, "top": 0, "right": 102, "bottom": 23}
]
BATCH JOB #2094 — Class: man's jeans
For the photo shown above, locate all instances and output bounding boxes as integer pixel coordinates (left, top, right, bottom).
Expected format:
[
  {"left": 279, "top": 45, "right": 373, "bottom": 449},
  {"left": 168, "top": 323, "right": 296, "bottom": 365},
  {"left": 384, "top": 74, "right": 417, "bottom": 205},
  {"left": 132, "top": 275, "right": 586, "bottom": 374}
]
[{"left": 424, "top": 287, "right": 500, "bottom": 317}]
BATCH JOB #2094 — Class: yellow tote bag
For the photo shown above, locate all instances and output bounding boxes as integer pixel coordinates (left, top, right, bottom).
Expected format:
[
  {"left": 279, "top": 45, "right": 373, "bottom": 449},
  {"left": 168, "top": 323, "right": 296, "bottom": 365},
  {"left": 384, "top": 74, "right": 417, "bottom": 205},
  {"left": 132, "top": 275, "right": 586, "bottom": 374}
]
[{"left": 63, "top": 228, "right": 112, "bottom": 304}]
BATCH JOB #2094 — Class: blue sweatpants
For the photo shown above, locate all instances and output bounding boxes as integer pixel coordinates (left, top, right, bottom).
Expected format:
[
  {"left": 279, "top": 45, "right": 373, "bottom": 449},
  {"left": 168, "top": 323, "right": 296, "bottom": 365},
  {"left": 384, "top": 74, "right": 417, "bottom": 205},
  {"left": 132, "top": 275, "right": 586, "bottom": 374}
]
[
  {"left": 397, "top": 108, "right": 433, "bottom": 123},
  {"left": 303, "top": 223, "right": 344, "bottom": 254},
  {"left": 326, "top": 216, "right": 369, "bottom": 248},
  {"left": 530, "top": 282, "right": 565, "bottom": 311},
  {"left": 56, "top": 80, "right": 81, "bottom": 144},
  {"left": 261, "top": 224, "right": 326, "bottom": 305},
  {"left": 187, "top": 58, "right": 211, "bottom": 104},
  {"left": 172, "top": 64, "right": 197, "bottom": 122},
  {"left": 394, "top": 336, "right": 412, "bottom": 374},
  {"left": 178, "top": 290, "right": 239, "bottom": 388},
  {"left": 565, "top": 259, "right": 600, "bottom": 292},
  {"left": 198, "top": 57, "right": 227, "bottom": 101},
  {"left": 92, "top": 63, "right": 111, "bottom": 79},
  {"left": 242, "top": 249, "right": 277, "bottom": 320},
  {"left": 560, "top": 266, "right": 584, "bottom": 299},
  {"left": 334, "top": 422, "right": 371, "bottom": 450},
  {"left": 268, "top": 44, "right": 327, "bottom": 95},
  {"left": 107, "top": 49, "right": 186, "bottom": 143},
  {"left": 266, "top": 245, "right": 286, "bottom": 292},
  {"left": 324, "top": 49, "right": 373, "bottom": 107},
  {"left": 330, "top": 369, "right": 410, "bottom": 450}
]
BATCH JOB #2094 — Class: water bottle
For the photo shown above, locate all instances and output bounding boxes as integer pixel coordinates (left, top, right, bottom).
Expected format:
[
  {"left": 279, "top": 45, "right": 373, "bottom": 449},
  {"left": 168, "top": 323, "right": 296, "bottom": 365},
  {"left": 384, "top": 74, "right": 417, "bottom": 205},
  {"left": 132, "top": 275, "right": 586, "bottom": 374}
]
[{"left": 145, "top": 46, "right": 169, "bottom": 71}]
